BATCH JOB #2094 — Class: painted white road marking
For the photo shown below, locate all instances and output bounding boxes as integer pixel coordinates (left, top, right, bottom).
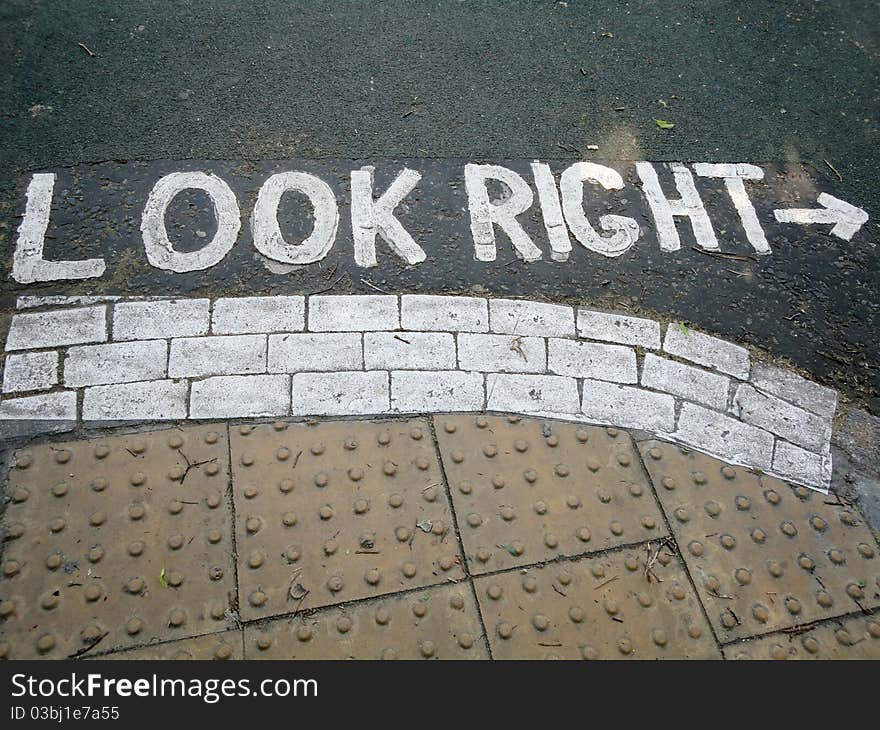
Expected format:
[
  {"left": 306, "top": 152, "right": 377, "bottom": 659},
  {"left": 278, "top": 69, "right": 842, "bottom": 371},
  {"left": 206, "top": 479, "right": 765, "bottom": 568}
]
[
  {"left": 140, "top": 171, "right": 241, "bottom": 272},
  {"left": 636, "top": 162, "right": 719, "bottom": 252},
  {"left": 8, "top": 161, "right": 869, "bottom": 282},
  {"left": 12, "top": 173, "right": 106, "bottom": 283},
  {"left": 773, "top": 192, "right": 869, "bottom": 241},
  {"left": 252, "top": 172, "right": 339, "bottom": 264},
  {"left": 560, "top": 162, "right": 640, "bottom": 257},
  {"left": 530, "top": 162, "right": 572, "bottom": 261},
  {"left": 351, "top": 166, "right": 426, "bottom": 267},
  {"left": 694, "top": 162, "right": 770, "bottom": 254},
  {"left": 465, "top": 163, "right": 542, "bottom": 262}
]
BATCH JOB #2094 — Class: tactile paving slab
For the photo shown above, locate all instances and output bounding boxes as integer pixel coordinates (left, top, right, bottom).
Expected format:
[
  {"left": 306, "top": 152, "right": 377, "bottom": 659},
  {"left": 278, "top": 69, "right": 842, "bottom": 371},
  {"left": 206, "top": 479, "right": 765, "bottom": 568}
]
[
  {"left": 230, "top": 419, "right": 465, "bottom": 621},
  {"left": 244, "top": 582, "right": 487, "bottom": 659},
  {"left": 0, "top": 425, "right": 235, "bottom": 660},
  {"left": 474, "top": 546, "right": 720, "bottom": 659},
  {"left": 97, "top": 630, "right": 243, "bottom": 660},
  {"left": 435, "top": 415, "right": 667, "bottom": 575},
  {"left": 723, "top": 614, "right": 880, "bottom": 659},
  {"left": 638, "top": 440, "right": 880, "bottom": 642}
]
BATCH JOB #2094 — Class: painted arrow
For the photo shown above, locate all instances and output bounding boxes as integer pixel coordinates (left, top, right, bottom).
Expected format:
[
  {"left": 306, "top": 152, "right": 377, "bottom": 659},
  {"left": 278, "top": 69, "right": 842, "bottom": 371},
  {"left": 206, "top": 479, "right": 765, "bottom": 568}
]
[{"left": 773, "top": 192, "right": 868, "bottom": 241}]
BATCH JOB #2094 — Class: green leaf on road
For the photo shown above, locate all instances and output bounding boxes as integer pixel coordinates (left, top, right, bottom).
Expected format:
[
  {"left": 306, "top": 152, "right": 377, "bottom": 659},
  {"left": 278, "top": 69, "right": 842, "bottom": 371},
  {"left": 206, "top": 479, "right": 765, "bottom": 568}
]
[
  {"left": 159, "top": 568, "right": 168, "bottom": 588},
  {"left": 655, "top": 118, "right": 675, "bottom": 129}
]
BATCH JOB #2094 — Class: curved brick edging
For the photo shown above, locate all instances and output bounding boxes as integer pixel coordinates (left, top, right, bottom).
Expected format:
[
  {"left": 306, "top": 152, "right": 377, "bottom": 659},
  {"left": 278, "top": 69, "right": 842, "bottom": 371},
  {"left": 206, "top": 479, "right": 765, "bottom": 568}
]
[{"left": 0, "top": 294, "right": 836, "bottom": 490}]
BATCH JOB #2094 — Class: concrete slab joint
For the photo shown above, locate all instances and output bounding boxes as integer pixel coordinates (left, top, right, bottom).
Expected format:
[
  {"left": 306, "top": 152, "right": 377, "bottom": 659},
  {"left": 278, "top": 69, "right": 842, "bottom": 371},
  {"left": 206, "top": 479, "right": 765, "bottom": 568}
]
[{"left": 0, "top": 294, "right": 839, "bottom": 490}]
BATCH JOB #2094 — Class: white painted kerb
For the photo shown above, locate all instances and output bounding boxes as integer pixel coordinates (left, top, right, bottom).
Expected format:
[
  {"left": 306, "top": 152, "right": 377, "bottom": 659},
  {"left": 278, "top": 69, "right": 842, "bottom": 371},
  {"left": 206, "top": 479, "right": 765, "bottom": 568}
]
[{"left": 0, "top": 294, "right": 839, "bottom": 491}]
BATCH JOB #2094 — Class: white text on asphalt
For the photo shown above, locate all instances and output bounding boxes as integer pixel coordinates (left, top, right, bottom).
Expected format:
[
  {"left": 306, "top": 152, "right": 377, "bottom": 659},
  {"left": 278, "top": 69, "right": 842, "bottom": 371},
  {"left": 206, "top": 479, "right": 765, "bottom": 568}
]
[{"left": 10, "top": 162, "right": 869, "bottom": 282}]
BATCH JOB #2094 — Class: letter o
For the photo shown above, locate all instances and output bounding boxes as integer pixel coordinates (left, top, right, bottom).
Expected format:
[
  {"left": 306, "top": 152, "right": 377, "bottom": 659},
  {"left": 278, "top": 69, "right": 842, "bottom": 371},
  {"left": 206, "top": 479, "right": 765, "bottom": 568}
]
[
  {"left": 141, "top": 172, "right": 241, "bottom": 272},
  {"left": 252, "top": 172, "right": 339, "bottom": 264}
]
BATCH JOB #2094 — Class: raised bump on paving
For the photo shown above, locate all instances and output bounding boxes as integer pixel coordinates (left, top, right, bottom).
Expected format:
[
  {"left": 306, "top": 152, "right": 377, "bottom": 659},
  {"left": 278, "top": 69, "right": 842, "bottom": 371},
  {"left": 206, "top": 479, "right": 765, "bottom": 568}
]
[
  {"left": 244, "top": 582, "right": 487, "bottom": 659},
  {"left": 637, "top": 440, "right": 880, "bottom": 643},
  {"left": 94, "top": 630, "right": 243, "bottom": 660},
  {"left": 229, "top": 418, "right": 465, "bottom": 621},
  {"left": 474, "top": 547, "right": 720, "bottom": 659},
  {"left": 434, "top": 415, "right": 668, "bottom": 575},
  {"left": 0, "top": 424, "right": 235, "bottom": 659},
  {"left": 723, "top": 614, "right": 880, "bottom": 659}
]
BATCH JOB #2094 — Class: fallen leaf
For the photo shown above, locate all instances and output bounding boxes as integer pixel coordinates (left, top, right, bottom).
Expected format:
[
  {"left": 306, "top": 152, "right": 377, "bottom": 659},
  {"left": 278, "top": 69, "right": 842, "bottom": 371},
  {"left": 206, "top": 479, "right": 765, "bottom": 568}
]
[
  {"left": 655, "top": 119, "right": 675, "bottom": 130},
  {"left": 158, "top": 568, "right": 168, "bottom": 589},
  {"left": 416, "top": 519, "right": 433, "bottom": 533}
]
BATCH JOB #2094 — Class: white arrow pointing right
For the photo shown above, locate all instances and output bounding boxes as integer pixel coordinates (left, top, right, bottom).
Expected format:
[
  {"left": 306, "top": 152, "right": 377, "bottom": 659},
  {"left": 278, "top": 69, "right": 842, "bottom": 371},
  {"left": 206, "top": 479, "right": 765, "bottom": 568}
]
[{"left": 773, "top": 192, "right": 869, "bottom": 241}]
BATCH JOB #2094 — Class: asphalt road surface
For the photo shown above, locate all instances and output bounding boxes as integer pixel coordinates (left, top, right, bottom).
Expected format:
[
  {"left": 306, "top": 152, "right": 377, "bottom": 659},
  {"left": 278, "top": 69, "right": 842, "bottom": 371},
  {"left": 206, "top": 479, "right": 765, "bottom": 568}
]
[{"left": 1, "top": 0, "right": 878, "bottom": 408}]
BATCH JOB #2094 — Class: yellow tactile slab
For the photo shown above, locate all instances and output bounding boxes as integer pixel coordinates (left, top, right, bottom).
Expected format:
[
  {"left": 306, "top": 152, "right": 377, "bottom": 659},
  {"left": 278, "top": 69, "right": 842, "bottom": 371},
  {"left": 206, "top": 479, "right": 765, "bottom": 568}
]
[
  {"left": 724, "top": 614, "right": 880, "bottom": 659},
  {"left": 474, "top": 546, "right": 720, "bottom": 659},
  {"left": 244, "top": 582, "right": 487, "bottom": 659},
  {"left": 434, "top": 415, "right": 666, "bottom": 575},
  {"left": 0, "top": 425, "right": 235, "bottom": 660},
  {"left": 230, "top": 419, "right": 465, "bottom": 621},
  {"left": 96, "top": 630, "right": 243, "bottom": 660},
  {"left": 638, "top": 440, "right": 880, "bottom": 642}
]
